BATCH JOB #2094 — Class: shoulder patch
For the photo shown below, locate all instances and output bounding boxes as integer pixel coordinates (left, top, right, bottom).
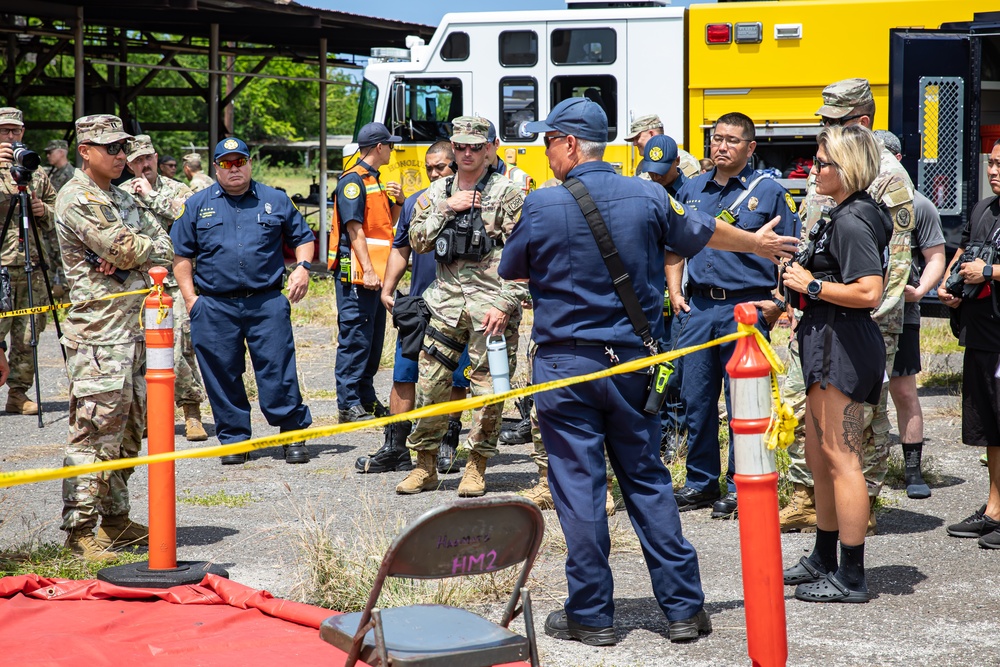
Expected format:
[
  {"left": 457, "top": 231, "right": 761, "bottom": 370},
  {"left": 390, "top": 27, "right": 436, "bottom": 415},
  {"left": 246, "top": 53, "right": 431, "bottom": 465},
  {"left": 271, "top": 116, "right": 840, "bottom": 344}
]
[
  {"left": 343, "top": 182, "right": 361, "bottom": 200},
  {"left": 99, "top": 205, "right": 117, "bottom": 223},
  {"left": 894, "top": 207, "right": 913, "bottom": 231},
  {"left": 669, "top": 195, "right": 686, "bottom": 217},
  {"left": 785, "top": 192, "right": 796, "bottom": 213},
  {"left": 416, "top": 194, "right": 430, "bottom": 211},
  {"left": 175, "top": 203, "right": 185, "bottom": 220}
]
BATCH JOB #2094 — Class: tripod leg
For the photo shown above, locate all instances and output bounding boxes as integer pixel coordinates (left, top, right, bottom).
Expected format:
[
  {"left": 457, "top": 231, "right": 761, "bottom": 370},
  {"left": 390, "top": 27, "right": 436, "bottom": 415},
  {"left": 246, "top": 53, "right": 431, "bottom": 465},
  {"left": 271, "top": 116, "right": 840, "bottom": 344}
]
[
  {"left": 15, "top": 190, "right": 46, "bottom": 428},
  {"left": 26, "top": 199, "right": 65, "bottom": 361}
]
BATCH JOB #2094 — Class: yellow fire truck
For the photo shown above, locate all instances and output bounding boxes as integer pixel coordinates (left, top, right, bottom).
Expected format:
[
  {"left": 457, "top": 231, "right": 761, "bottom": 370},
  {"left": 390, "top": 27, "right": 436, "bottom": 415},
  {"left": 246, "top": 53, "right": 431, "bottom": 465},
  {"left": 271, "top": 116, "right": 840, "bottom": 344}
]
[{"left": 348, "top": 0, "right": 995, "bottom": 198}]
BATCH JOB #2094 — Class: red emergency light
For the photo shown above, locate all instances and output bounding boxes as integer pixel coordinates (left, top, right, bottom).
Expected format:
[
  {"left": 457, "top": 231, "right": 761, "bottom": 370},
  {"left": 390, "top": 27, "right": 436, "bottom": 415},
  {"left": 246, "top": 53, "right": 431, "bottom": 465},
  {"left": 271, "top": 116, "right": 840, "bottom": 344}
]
[{"left": 706, "top": 23, "right": 733, "bottom": 45}]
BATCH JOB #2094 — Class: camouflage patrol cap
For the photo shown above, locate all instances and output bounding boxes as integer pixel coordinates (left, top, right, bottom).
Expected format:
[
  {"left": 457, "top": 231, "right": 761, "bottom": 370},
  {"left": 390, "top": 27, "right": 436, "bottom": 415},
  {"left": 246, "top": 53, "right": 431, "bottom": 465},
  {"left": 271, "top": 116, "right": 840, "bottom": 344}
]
[
  {"left": 450, "top": 116, "right": 489, "bottom": 145},
  {"left": 126, "top": 134, "right": 156, "bottom": 162},
  {"left": 0, "top": 107, "right": 23, "bottom": 128},
  {"left": 624, "top": 114, "right": 663, "bottom": 141},
  {"left": 45, "top": 139, "right": 69, "bottom": 152},
  {"left": 816, "top": 78, "right": 873, "bottom": 119},
  {"left": 76, "top": 114, "right": 132, "bottom": 145},
  {"left": 182, "top": 152, "right": 202, "bottom": 168}
]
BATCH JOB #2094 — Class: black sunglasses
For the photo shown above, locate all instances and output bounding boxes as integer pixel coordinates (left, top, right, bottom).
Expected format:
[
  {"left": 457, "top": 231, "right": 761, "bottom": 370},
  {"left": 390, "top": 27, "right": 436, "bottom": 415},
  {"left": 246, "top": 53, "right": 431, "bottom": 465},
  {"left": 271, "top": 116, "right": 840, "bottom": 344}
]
[
  {"left": 821, "top": 114, "right": 866, "bottom": 127},
  {"left": 543, "top": 134, "right": 569, "bottom": 149},
  {"left": 85, "top": 142, "right": 127, "bottom": 155}
]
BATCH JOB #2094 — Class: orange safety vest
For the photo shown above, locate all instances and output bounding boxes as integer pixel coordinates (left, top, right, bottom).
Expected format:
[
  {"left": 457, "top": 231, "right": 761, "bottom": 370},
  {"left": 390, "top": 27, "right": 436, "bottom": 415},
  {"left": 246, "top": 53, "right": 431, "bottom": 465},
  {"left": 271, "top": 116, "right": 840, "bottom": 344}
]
[{"left": 327, "top": 164, "right": 395, "bottom": 284}]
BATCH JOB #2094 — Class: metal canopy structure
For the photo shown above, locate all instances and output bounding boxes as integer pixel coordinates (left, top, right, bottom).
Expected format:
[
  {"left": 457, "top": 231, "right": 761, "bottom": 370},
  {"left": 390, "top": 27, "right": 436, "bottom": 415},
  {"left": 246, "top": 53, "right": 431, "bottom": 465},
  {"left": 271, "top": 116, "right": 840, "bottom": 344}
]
[{"left": 0, "top": 0, "right": 434, "bottom": 261}]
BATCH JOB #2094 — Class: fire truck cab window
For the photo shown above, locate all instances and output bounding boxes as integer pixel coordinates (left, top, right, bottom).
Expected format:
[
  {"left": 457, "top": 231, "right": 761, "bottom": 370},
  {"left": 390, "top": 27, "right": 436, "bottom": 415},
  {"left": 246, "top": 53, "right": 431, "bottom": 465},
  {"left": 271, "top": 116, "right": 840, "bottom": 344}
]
[
  {"left": 551, "top": 28, "right": 616, "bottom": 65},
  {"left": 353, "top": 79, "right": 378, "bottom": 141},
  {"left": 388, "top": 78, "right": 463, "bottom": 143},
  {"left": 500, "top": 77, "right": 538, "bottom": 141},
  {"left": 441, "top": 32, "right": 470, "bottom": 61},
  {"left": 499, "top": 30, "right": 538, "bottom": 67},
  {"left": 550, "top": 75, "right": 617, "bottom": 141}
]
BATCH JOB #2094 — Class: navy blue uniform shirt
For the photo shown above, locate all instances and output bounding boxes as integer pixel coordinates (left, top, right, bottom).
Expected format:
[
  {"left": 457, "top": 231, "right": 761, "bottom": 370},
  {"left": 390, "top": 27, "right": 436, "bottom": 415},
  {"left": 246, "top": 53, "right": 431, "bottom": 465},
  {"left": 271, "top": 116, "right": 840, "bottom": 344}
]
[
  {"left": 498, "top": 161, "right": 715, "bottom": 346},
  {"left": 393, "top": 187, "right": 436, "bottom": 296},
  {"left": 678, "top": 162, "right": 800, "bottom": 291},
  {"left": 172, "top": 179, "right": 313, "bottom": 294}
]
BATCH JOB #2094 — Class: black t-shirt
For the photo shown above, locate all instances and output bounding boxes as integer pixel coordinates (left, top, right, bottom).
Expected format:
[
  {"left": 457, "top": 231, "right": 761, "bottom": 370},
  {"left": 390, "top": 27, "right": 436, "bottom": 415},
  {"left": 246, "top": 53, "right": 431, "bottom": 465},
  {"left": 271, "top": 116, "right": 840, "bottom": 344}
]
[
  {"left": 959, "top": 196, "right": 1000, "bottom": 352},
  {"left": 793, "top": 190, "right": 890, "bottom": 312}
]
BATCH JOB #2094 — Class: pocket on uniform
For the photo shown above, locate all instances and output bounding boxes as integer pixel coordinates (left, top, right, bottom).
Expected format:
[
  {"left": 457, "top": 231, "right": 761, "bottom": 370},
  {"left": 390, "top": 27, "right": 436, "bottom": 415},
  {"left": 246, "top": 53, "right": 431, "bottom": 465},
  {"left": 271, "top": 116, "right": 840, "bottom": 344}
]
[
  {"left": 257, "top": 215, "right": 282, "bottom": 247},
  {"left": 73, "top": 375, "right": 125, "bottom": 399},
  {"left": 736, "top": 210, "right": 767, "bottom": 232}
]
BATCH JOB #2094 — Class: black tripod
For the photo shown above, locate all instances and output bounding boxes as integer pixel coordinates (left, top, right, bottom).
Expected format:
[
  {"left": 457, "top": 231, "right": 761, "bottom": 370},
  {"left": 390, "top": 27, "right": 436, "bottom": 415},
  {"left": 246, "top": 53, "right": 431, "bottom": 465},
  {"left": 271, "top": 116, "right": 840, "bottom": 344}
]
[{"left": 0, "top": 174, "right": 65, "bottom": 428}]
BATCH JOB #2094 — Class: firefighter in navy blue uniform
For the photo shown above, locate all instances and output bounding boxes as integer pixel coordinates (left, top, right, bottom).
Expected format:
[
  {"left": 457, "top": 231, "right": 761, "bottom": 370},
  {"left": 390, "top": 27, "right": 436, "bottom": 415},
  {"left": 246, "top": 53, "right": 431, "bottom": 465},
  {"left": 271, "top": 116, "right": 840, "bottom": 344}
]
[
  {"left": 666, "top": 112, "right": 801, "bottom": 518},
  {"left": 499, "top": 98, "right": 799, "bottom": 645},
  {"left": 172, "top": 137, "right": 314, "bottom": 464},
  {"left": 328, "top": 122, "right": 403, "bottom": 423}
]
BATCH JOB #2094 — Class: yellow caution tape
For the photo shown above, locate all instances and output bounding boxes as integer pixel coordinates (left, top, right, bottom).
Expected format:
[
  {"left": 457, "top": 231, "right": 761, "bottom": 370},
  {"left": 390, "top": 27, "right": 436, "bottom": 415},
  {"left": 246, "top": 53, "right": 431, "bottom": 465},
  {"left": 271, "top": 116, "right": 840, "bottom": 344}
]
[
  {"left": 0, "top": 287, "right": 150, "bottom": 320},
  {"left": 0, "top": 323, "right": 789, "bottom": 489}
]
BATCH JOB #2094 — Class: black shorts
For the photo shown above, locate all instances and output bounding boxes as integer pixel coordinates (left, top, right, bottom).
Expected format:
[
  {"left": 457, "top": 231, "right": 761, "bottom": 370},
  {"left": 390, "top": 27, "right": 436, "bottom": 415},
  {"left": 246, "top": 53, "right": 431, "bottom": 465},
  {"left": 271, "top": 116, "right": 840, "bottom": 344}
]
[
  {"left": 891, "top": 323, "right": 921, "bottom": 377},
  {"left": 962, "top": 349, "right": 1000, "bottom": 447},
  {"left": 797, "top": 307, "right": 885, "bottom": 405}
]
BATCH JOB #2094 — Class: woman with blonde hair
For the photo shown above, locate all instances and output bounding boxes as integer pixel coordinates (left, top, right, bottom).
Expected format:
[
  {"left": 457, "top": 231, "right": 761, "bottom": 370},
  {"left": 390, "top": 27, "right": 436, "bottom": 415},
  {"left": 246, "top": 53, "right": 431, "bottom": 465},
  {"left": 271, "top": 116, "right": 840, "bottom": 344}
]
[{"left": 780, "top": 124, "right": 891, "bottom": 603}]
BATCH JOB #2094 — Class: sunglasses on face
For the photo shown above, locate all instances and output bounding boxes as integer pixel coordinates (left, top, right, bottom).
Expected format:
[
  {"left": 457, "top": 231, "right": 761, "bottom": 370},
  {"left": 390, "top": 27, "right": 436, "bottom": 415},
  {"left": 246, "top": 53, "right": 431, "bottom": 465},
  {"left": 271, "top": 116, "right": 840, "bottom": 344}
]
[
  {"left": 216, "top": 157, "right": 249, "bottom": 170},
  {"left": 453, "top": 143, "right": 486, "bottom": 153},
  {"left": 543, "top": 134, "right": 569, "bottom": 149},
  {"left": 86, "top": 142, "right": 127, "bottom": 155},
  {"left": 821, "top": 114, "right": 865, "bottom": 127},
  {"left": 813, "top": 156, "right": 838, "bottom": 171}
]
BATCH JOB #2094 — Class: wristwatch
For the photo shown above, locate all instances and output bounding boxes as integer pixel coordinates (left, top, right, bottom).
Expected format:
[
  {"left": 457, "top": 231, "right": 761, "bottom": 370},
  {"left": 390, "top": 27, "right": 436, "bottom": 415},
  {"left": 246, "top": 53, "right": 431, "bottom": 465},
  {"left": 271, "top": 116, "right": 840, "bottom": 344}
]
[
  {"left": 984, "top": 264, "right": 994, "bottom": 281},
  {"left": 806, "top": 279, "right": 823, "bottom": 300},
  {"left": 292, "top": 261, "right": 312, "bottom": 271}
]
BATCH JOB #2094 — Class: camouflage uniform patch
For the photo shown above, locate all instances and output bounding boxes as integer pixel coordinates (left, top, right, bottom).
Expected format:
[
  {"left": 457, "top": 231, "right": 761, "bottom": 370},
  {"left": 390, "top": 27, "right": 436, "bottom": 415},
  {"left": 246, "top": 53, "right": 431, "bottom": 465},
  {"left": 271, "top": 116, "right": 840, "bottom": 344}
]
[
  {"left": 188, "top": 171, "right": 214, "bottom": 193},
  {"left": 47, "top": 163, "right": 76, "bottom": 194}
]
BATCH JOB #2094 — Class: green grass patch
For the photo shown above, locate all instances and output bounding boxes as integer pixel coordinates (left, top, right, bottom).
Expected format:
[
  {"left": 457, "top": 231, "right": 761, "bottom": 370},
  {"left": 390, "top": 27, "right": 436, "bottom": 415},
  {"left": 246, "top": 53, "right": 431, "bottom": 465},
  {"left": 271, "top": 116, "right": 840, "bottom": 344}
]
[
  {"left": 178, "top": 489, "right": 256, "bottom": 507},
  {"left": 918, "top": 370, "right": 963, "bottom": 389},
  {"left": 0, "top": 542, "right": 147, "bottom": 579},
  {"left": 920, "top": 319, "right": 963, "bottom": 355},
  {"left": 884, "top": 451, "right": 943, "bottom": 487}
]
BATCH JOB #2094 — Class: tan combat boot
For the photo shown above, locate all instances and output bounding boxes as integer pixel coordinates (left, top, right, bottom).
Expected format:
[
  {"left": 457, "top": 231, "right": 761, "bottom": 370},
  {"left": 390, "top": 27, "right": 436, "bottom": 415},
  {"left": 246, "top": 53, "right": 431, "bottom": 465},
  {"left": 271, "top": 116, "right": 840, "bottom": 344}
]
[
  {"left": 96, "top": 514, "right": 150, "bottom": 548},
  {"left": 396, "top": 451, "right": 439, "bottom": 495},
  {"left": 183, "top": 403, "right": 208, "bottom": 442},
  {"left": 458, "top": 451, "right": 488, "bottom": 497},
  {"left": 5, "top": 389, "right": 38, "bottom": 415},
  {"left": 779, "top": 483, "right": 817, "bottom": 533},
  {"left": 65, "top": 529, "right": 118, "bottom": 562},
  {"left": 522, "top": 469, "right": 555, "bottom": 510}
]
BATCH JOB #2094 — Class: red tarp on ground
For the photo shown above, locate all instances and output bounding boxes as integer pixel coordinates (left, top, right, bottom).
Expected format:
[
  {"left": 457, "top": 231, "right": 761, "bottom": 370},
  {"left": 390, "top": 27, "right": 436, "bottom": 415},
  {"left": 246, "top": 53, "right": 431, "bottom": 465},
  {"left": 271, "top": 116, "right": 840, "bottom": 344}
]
[{"left": 0, "top": 573, "right": 530, "bottom": 667}]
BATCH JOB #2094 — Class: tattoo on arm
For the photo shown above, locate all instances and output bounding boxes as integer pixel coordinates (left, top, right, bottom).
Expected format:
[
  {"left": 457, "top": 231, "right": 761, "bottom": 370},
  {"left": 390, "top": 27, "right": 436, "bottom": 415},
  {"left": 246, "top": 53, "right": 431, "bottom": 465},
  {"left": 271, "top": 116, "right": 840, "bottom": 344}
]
[
  {"left": 842, "top": 401, "right": 864, "bottom": 462},
  {"left": 811, "top": 412, "right": 824, "bottom": 444}
]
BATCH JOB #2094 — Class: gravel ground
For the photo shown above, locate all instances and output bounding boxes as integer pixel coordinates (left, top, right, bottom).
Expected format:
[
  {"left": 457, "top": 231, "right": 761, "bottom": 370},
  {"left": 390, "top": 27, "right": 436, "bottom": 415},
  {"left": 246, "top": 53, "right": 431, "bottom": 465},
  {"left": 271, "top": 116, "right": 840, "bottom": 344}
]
[{"left": 0, "top": 320, "right": 995, "bottom": 667}]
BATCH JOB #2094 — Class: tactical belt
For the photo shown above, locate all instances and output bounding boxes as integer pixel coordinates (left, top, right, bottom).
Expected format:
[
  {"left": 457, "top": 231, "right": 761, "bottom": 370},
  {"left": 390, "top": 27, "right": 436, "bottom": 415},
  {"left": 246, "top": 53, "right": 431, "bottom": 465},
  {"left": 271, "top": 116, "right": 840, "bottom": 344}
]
[{"left": 422, "top": 325, "right": 465, "bottom": 372}]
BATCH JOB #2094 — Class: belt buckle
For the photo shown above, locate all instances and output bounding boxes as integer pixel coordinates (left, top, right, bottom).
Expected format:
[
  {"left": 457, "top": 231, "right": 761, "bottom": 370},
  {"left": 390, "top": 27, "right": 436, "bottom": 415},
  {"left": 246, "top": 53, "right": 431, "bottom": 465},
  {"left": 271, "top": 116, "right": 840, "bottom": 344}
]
[{"left": 709, "top": 287, "right": 727, "bottom": 300}]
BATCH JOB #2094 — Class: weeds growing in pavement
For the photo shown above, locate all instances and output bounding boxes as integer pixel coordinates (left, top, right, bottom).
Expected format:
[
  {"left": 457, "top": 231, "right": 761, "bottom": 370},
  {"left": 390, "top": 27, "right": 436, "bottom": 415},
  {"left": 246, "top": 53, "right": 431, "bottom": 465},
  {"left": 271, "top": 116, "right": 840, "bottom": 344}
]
[
  {"left": 884, "top": 450, "right": 942, "bottom": 488},
  {"left": 178, "top": 489, "right": 256, "bottom": 507},
  {"left": 290, "top": 489, "right": 521, "bottom": 613},
  {"left": 918, "top": 370, "right": 963, "bottom": 389},
  {"left": 920, "top": 320, "right": 963, "bottom": 355},
  {"left": 0, "top": 540, "right": 147, "bottom": 579}
]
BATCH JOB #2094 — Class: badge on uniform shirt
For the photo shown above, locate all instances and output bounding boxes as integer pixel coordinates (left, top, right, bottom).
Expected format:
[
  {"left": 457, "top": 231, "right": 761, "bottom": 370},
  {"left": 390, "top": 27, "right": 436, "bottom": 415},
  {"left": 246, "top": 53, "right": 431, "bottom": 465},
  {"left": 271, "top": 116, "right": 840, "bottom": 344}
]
[
  {"left": 785, "top": 192, "right": 796, "bottom": 213},
  {"left": 649, "top": 146, "right": 663, "bottom": 161},
  {"left": 344, "top": 183, "right": 361, "bottom": 200},
  {"left": 265, "top": 202, "right": 272, "bottom": 214},
  {"left": 895, "top": 207, "right": 912, "bottom": 230},
  {"left": 99, "top": 205, "right": 116, "bottom": 223},
  {"left": 748, "top": 197, "right": 759, "bottom": 211},
  {"left": 668, "top": 195, "right": 686, "bottom": 216},
  {"left": 175, "top": 204, "right": 185, "bottom": 220}
]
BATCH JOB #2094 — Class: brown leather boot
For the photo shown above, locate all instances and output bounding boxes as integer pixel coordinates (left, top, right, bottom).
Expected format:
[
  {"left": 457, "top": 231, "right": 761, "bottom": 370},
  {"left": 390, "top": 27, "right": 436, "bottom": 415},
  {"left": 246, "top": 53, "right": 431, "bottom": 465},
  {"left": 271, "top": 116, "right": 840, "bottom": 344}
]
[
  {"left": 522, "top": 469, "right": 555, "bottom": 510},
  {"left": 458, "top": 451, "right": 488, "bottom": 497},
  {"left": 395, "top": 450, "right": 439, "bottom": 494},
  {"left": 96, "top": 514, "right": 150, "bottom": 548},
  {"left": 65, "top": 528, "right": 118, "bottom": 562},
  {"left": 5, "top": 389, "right": 38, "bottom": 415},
  {"left": 182, "top": 403, "right": 208, "bottom": 442},
  {"left": 779, "top": 483, "right": 817, "bottom": 533}
]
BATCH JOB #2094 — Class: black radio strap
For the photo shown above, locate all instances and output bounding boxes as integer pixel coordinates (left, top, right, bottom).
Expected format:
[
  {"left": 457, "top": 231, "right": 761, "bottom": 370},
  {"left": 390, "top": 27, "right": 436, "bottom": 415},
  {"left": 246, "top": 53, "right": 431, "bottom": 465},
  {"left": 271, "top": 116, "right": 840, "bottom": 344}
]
[{"left": 563, "top": 177, "right": 657, "bottom": 354}]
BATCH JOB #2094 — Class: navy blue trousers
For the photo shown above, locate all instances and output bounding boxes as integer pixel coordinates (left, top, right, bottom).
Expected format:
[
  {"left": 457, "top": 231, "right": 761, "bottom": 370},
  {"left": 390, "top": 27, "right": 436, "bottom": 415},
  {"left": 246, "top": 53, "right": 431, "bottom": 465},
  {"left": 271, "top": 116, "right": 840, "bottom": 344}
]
[
  {"left": 334, "top": 281, "right": 386, "bottom": 409},
  {"left": 190, "top": 291, "right": 312, "bottom": 444},
  {"left": 534, "top": 344, "right": 705, "bottom": 626},
  {"left": 659, "top": 312, "right": 686, "bottom": 437},
  {"left": 676, "top": 295, "right": 769, "bottom": 492}
]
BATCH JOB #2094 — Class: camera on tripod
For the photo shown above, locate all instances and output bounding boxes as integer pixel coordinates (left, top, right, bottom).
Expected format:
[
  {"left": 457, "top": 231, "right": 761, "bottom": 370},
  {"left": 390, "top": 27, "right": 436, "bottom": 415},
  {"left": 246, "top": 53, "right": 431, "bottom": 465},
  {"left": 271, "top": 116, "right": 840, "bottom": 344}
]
[{"left": 8, "top": 141, "right": 40, "bottom": 185}]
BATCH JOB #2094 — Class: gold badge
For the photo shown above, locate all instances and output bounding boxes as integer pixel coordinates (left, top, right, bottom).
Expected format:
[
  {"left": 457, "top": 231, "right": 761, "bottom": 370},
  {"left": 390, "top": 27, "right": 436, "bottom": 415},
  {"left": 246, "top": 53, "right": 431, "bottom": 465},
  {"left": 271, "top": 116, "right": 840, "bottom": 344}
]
[
  {"left": 175, "top": 203, "right": 185, "bottom": 220},
  {"left": 649, "top": 146, "right": 664, "bottom": 161},
  {"left": 669, "top": 195, "right": 685, "bottom": 216},
  {"left": 223, "top": 139, "right": 239, "bottom": 150},
  {"left": 785, "top": 192, "right": 796, "bottom": 213},
  {"left": 463, "top": 365, "right": 472, "bottom": 380},
  {"left": 343, "top": 182, "right": 361, "bottom": 200},
  {"left": 402, "top": 168, "right": 421, "bottom": 195},
  {"left": 748, "top": 197, "right": 759, "bottom": 211}
]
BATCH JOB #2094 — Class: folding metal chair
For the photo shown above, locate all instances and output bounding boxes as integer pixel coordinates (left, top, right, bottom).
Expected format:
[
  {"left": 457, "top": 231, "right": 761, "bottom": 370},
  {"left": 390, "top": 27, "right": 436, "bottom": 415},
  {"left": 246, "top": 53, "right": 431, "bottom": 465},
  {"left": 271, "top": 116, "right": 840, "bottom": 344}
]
[{"left": 319, "top": 496, "right": 544, "bottom": 667}]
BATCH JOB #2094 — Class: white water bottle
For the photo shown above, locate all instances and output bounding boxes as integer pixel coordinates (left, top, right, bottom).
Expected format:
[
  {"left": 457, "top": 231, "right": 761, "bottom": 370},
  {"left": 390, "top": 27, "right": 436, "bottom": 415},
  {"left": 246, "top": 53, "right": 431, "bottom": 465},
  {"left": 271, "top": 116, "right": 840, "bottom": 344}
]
[{"left": 486, "top": 334, "right": 510, "bottom": 394}]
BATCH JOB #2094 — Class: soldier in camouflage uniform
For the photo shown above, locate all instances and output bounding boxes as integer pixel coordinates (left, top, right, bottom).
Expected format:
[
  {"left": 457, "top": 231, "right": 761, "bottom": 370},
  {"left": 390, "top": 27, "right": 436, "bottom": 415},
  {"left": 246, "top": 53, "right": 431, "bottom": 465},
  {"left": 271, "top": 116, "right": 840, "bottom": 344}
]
[
  {"left": 780, "top": 79, "right": 914, "bottom": 534},
  {"left": 0, "top": 107, "right": 58, "bottom": 416},
  {"left": 182, "top": 153, "right": 214, "bottom": 193},
  {"left": 45, "top": 139, "right": 76, "bottom": 193},
  {"left": 55, "top": 114, "right": 174, "bottom": 561},
  {"left": 121, "top": 135, "right": 208, "bottom": 441},
  {"left": 396, "top": 116, "right": 525, "bottom": 498}
]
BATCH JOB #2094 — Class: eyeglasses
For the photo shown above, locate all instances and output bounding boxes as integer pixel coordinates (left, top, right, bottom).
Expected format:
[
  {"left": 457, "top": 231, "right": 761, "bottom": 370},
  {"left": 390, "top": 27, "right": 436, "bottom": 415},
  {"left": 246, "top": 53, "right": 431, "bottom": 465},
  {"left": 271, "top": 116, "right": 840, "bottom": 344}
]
[
  {"left": 0, "top": 127, "right": 22, "bottom": 137},
  {"left": 453, "top": 143, "right": 485, "bottom": 153},
  {"left": 820, "top": 114, "right": 865, "bottom": 127},
  {"left": 85, "top": 141, "right": 127, "bottom": 155},
  {"left": 543, "top": 134, "right": 569, "bottom": 149},
  {"left": 813, "top": 156, "right": 838, "bottom": 171},
  {"left": 710, "top": 134, "right": 750, "bottom": 147},
  {"left": 216, "top": 157, "right": 249, "bottom": 170}
]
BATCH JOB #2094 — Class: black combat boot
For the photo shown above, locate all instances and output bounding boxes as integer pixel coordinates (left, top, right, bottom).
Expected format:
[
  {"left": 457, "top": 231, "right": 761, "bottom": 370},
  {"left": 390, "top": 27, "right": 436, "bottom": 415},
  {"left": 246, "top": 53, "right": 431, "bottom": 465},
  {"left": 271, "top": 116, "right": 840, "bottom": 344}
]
[
  {"left": 355, "top": 421, "right": 413, "bottom": 473},
  {"left": 438, "top": 418, "right": 462, "bottom": 474},
  {"left": 499, "top": 395, "right": 532, "bottom": 445}
]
